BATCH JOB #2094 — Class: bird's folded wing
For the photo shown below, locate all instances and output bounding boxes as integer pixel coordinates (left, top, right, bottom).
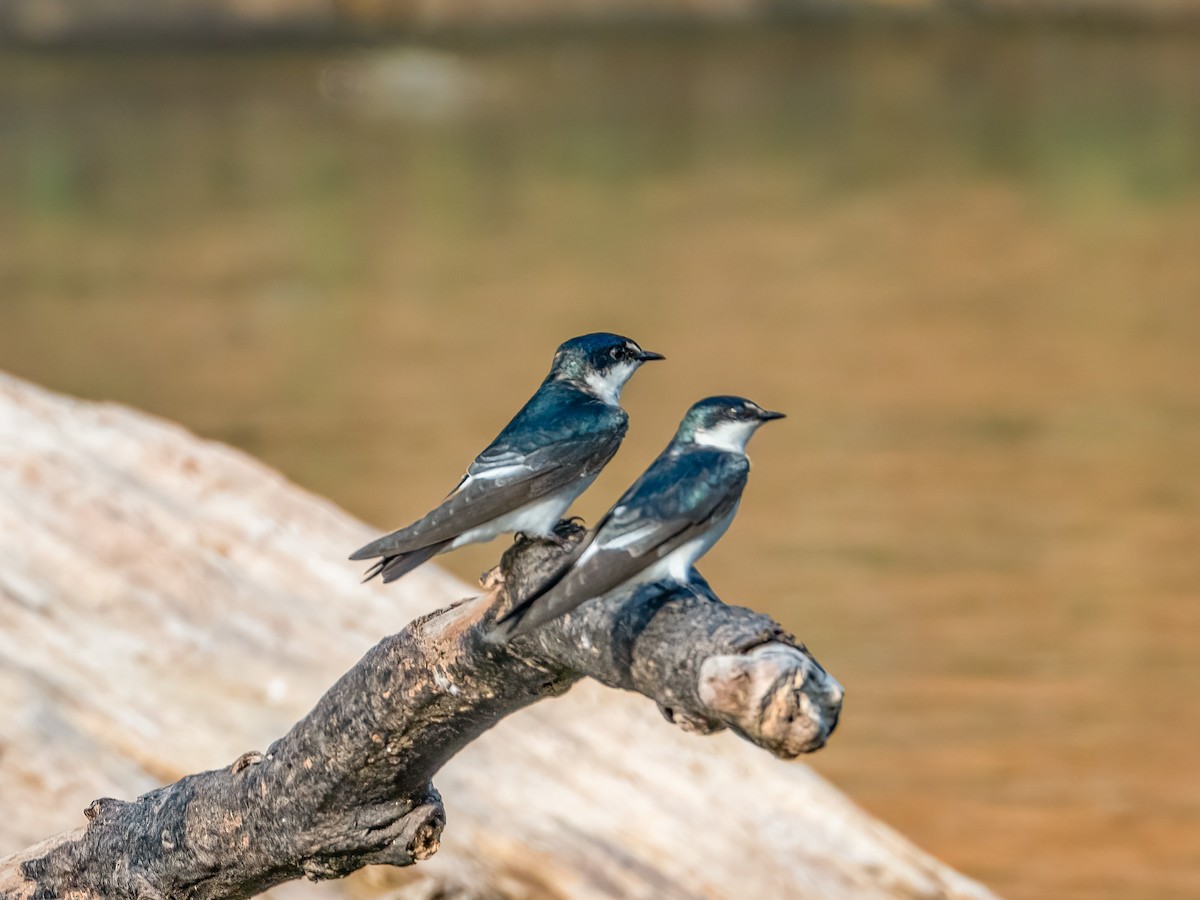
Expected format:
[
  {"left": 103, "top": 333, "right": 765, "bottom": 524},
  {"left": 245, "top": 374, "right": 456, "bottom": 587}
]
[
  {"left": 349, "top": 433, "right": 622, "bottom": 560},
  {"left": 498, "top": 452, "right": 748, "bottom": 634}
]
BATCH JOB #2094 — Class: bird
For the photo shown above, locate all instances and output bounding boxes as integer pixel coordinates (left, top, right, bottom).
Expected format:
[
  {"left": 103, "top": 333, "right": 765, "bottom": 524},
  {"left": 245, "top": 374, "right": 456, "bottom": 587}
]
[
  {"left": 349, "top": 333, "right": 665, "bottom": 583},
  {"left": 494, "top": 395, "right": 784, "bottom": 639}
]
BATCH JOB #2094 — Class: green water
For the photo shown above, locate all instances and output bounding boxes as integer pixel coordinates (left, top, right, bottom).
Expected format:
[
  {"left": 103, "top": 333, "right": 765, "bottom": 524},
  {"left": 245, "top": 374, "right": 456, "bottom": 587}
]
[{"left": 3, "top": 27, "right": 1200, "bottom": 899}]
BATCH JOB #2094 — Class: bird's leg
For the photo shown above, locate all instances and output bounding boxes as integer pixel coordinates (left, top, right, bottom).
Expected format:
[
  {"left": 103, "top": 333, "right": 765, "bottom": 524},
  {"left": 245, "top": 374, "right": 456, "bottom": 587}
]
[
  {"left": 515, "top": 519, "right": 584, "bottom": 550},
  {"left": 544, "top": 517, "right": 586, "bottom": 548},
  {"left": 537, "top": 520, "right": 588, "bottom": 549},
  {"left": 513, "top": 531, "right": 550, "bottom": 548}
]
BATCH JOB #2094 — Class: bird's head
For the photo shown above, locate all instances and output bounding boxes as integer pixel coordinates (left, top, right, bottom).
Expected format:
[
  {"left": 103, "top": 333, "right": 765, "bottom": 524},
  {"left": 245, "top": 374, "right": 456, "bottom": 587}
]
[
  {"left": 549, "top": 332, "right": 665, "bottom": 404},
  {"left": 675, "top": 395, "right": 785, "bottom": 452}
]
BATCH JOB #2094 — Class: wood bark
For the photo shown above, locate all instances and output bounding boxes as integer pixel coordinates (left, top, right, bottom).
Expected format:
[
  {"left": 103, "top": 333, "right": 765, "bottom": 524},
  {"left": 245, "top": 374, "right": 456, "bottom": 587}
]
[{"left": 0, "top": 373, "right": 996, "bottom": 900}]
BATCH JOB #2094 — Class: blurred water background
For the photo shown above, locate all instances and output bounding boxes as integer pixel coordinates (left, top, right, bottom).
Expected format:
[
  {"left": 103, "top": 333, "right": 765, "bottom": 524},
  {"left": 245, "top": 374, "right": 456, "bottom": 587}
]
[{"left": 2, "top": 22, "right": 1199, "bottom": 900}]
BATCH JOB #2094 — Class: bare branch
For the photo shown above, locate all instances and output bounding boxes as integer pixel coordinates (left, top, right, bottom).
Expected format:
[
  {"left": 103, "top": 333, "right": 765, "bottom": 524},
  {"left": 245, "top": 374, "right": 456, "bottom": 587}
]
[{"left": 0, "top": 523, "right": 841, "bottom": 900}]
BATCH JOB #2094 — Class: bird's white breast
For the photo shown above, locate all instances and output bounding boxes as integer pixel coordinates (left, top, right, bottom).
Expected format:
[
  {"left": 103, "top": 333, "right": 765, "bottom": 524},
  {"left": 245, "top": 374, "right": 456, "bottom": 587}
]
[
  {"left": 589, "top": 501, "right": 740, "bottom": 588},
  {"left": 655, "top": 502, "right": 739, "bottom": 581},
  {"left": 449, "top": 476, "right": 598, "bottom": 549}
]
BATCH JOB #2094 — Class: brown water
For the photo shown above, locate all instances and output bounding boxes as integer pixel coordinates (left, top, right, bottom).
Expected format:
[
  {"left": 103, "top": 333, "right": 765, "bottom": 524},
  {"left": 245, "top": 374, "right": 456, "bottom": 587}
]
[{"left": 3, "top": 28, "right": 1200, "bottom": 899}]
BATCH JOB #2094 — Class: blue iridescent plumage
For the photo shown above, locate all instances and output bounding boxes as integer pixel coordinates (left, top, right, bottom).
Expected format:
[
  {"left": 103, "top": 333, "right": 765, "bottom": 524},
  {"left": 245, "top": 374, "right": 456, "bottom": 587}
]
[
  {"left": 350, "top": 332, "right": 664, "bottom": 582},
  {"left": 495, "top": 395, "right": 784, "bottom": 638}
]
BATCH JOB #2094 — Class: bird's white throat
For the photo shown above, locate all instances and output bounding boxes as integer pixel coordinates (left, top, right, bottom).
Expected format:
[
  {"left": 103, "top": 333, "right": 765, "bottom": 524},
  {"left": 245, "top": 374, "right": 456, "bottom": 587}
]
[
  {"left": 692, "top": 420, "right": 759, "bottom": 453},
  {"left": 584, "top": 361, "right": 639, "bottom": 406}
]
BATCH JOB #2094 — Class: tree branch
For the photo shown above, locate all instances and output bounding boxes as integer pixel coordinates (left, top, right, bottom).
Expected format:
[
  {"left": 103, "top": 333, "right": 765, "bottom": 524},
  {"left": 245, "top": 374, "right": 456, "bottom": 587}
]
[{"left": 0, "top": 522, "right": 842, "bottom": 900}]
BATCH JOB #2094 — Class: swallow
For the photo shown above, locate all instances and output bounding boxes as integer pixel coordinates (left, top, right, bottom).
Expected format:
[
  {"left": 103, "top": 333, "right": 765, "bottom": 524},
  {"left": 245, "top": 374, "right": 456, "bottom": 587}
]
[
  {"left": 495, "top": 395, "right": 784, "bottom": 638},
  {"left": 350, "top": 333, "right": 664, "bottom": 582}
]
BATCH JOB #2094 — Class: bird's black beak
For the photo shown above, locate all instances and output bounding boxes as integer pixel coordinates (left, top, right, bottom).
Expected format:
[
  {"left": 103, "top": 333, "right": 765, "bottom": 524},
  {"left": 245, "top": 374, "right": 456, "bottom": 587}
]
[
  {"left": 636, "top": 350, "right": 666, "bottom": 362},
  {"left": 757, "top": 409, "right": 786, "bottom": 421}
]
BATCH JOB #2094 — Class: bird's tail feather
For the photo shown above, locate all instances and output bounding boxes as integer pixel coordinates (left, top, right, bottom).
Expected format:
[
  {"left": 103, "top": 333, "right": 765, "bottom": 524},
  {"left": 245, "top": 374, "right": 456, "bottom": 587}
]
[
  {"left": 491, "top": 595, "right": 549, "bottom": 641},
  {"left": 491, "top": 552, "right": 578, "bottom": 640},
  {"left": 362, "top": 539, "right": 452, "bottom": 584},
  {"left": 491, "top": 595, "right": 538, "bottom": 640},
  {"left": 490, "top": 525, "right": 601, "bottom": 640}
]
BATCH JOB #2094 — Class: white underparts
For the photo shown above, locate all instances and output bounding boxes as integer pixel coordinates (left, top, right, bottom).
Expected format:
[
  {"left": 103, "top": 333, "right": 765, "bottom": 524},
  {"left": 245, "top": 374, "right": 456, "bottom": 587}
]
[
  {"left": 691, "top": 420, "right": 760, "bottom": 453},
  {"left": 449, "top": 475, "right": 598, "bottom": 549},
  {"left": 581, "top": 501, "right": 740, "bottom": 589},
  {"left": 641, "top": 502, "right": 739, "bottom": 582},
  {"left": 584, "top": 361, "right": 639, "bottom": 406}
]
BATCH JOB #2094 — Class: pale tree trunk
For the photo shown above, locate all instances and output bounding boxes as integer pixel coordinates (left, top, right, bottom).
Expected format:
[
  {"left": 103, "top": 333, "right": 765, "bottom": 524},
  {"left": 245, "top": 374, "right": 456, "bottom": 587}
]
[{"left": 0, "top": 373, "right": 996, "bottom": 900}]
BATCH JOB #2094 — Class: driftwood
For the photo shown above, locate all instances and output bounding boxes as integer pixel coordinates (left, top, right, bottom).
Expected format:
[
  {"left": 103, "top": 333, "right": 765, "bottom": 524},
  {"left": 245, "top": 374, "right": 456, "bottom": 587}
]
[{"left": 0, "top": 373, "right": 997, "bottom": 899}]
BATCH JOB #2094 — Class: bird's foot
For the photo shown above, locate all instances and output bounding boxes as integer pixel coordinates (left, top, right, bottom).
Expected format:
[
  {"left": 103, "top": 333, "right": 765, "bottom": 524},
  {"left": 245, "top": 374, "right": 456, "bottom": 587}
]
[
  {"left": 515, "top": 527, "right": 576, "bottom": 550},
  {"left": 548, "top": 517, "right": 588, "bottom": 547},
  {"left": 544, "top": 531, "right": 573, "bottom": 549}
]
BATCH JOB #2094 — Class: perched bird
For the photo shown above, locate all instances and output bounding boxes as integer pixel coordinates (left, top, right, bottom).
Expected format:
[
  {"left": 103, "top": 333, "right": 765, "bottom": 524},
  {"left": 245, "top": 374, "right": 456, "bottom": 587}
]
[
  {"left": 495, "top": 395, "right": 784, "bottom": 638},
  {"left": 350, "top": 333, "right": 665, "bottom": 582}
]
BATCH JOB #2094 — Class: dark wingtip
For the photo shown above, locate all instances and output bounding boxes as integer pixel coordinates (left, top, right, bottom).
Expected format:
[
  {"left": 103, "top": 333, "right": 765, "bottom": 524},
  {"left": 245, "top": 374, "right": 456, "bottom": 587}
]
[
  {"left": 376, "top": 540, "right": 450, "bottom": 583},
  {"left": 487, "top": 612, "right": 535, "bottom": 643},
  {"left": 490, "top": 593, "right": 535, "bottom": 641},
  {"left": 485, "top": 621, "right": 516, "bottom": 644},
  {"left": 381, "top": 565, "right": 406, "bottom": 584},
  {"left": 361, "top": 559, "right": 386, "bottom": 583},
  {"left": 491, "top": 592, "right": 558, "bottom": 641}
]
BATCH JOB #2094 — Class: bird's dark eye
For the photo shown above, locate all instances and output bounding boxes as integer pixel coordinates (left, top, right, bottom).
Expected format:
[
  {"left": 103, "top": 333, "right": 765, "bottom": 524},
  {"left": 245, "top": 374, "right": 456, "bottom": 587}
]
[{"left": 608, "top": 346, "right": 624, "bottom": 361}]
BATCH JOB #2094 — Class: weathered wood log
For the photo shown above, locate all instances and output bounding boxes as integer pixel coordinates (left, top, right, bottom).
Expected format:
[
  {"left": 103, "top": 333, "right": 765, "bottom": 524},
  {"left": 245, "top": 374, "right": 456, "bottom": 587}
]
[{"left": 0, "top": 373, "right": 997, "bottom": 899}]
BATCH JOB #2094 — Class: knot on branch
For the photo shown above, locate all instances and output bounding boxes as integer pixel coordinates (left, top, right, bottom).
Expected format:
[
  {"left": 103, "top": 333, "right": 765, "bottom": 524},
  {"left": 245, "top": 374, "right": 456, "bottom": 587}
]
[
  {"left": 406, "top": 802, "right": 445, "bottom": 862},
  {"left": 657, "top": 703, "right": 724, "bottom": 735},
  {"left": 300, "top": 789, "right": 446, "bottom": 882},
  {"left": 700, "top": 644, "right": 843, "bottom": 758},
  {"left": 230, "top": 751, "right": 264, "bottom": 774},
  {"left": 83, "top": 797, "right": 129, "bottom": 822},
  {"left": 493, "top": 519, "right": 588, "bottom": 615}
]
